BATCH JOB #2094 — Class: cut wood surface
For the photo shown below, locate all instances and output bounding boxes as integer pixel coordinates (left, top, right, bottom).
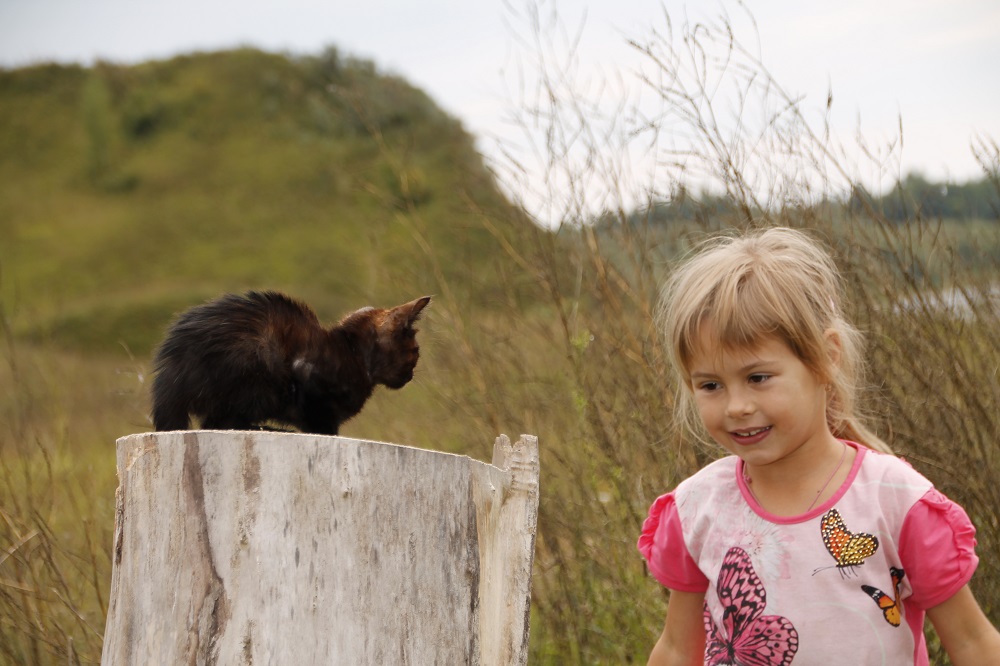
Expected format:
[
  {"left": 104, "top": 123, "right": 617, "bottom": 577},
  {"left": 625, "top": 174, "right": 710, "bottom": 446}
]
[{"left": 101, "top": 431, "right": 539, "bottom": 665}]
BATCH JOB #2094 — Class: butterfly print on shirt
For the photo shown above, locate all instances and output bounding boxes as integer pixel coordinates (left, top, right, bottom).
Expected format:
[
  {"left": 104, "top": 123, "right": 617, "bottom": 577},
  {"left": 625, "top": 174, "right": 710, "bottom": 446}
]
[
  {"left": 812, "top": 508, "right": 879, "bottom": 578},
  {"left": 704, "top": 546, "right": 799, "bottom": 666},
  {"left": 861, "top": 566, "right": 905, "bottom": 627}
]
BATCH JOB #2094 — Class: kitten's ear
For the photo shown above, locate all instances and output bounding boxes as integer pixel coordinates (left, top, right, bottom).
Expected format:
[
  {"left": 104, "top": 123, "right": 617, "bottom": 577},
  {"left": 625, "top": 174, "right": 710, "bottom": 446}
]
[{"left": 387, "top": 296, "right": 431, "bottom": 329}]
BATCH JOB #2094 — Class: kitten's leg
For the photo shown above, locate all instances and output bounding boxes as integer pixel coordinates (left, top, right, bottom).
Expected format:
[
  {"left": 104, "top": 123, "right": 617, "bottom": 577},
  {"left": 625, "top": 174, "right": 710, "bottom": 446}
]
[
  {"left": 295, "top": 394, "right": 342, "bottom": 436},
  {"left": 298, "top": 413, "right": 340, "bottom": 436},
  {"left": 199, "top": 412, "right": 256, "bottom": 431}
]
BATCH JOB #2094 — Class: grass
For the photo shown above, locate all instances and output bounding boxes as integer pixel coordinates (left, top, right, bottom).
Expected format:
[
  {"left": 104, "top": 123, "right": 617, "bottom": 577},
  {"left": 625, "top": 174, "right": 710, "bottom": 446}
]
[{"left": 0, "top": 340, "right": 120, "bottom": 664}]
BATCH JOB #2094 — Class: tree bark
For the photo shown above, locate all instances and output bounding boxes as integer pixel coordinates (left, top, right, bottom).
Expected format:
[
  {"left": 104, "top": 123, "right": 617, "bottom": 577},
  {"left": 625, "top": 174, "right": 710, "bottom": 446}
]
[{"left": 101, "top": 431, "right": 539, "bottom": 665}]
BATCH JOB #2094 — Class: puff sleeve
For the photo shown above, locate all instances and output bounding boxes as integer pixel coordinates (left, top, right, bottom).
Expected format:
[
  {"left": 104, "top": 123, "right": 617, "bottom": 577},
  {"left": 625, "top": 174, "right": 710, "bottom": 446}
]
[
  {"left": 637, "top": 492, "right": 709, "bottom": 592},
  {"left": 898, "top": 487, "right": 979, "bottom": 609}
]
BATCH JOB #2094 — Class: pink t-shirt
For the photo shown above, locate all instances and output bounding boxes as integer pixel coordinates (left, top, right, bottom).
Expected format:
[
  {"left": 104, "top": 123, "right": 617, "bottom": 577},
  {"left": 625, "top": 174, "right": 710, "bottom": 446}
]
[{"left": 637, "top": 443, "right": 979, "bottom": 665}]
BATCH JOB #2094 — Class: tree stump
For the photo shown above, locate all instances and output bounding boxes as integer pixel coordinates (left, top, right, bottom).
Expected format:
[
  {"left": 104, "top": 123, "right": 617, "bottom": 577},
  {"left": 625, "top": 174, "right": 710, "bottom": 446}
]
[{"left": 101, "top": 431, "right": 539, "bottom": 665}]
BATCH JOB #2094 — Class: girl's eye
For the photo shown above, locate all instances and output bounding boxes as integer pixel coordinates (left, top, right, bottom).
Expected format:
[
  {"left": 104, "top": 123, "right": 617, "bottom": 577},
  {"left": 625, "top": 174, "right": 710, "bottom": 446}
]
[
  {"left": 748, "top": 374, "right": 770, "bottom": 385},
  {"left": 697, "top": 381, "right": 721, "bottom": 392}
]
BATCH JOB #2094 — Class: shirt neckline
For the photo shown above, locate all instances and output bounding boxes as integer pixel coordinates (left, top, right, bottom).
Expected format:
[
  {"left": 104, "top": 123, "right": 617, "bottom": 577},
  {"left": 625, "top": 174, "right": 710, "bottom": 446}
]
[{"left": 735, "top": 440, "right": 869, "bottom": 524}]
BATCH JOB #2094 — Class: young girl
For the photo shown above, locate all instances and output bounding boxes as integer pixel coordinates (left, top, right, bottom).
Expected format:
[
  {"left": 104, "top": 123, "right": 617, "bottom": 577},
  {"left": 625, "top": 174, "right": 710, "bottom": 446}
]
[{"left": 638, "top": 227, "right": 1000, "bottom": 665}]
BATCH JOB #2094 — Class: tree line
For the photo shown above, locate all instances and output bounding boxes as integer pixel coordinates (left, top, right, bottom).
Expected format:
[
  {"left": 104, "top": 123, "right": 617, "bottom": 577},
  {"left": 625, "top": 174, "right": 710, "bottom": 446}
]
[
  {"left": 850, "top": 173, "right": 1000, "bottom": 221},
  {"left": 601, "top": 173, "right": 999, "bottom": 228}
]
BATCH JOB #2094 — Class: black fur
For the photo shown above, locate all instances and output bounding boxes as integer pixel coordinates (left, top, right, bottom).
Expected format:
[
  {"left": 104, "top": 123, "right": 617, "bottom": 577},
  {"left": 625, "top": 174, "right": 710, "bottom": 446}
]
[{"left": 151, "top": 291, "right": 430, "bottom": 434}]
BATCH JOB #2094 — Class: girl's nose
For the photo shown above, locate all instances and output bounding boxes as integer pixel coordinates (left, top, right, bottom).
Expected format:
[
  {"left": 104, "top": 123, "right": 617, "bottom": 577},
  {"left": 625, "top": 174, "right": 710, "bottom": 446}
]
[{"left": 725, "top": 389, "right": 755, "bottom": 418}]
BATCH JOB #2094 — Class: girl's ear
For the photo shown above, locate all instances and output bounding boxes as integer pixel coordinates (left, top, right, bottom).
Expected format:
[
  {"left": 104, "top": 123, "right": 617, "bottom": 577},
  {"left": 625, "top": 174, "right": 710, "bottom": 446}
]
[{"left": 824, "top": 328, "right": 843, "bottom": 372}]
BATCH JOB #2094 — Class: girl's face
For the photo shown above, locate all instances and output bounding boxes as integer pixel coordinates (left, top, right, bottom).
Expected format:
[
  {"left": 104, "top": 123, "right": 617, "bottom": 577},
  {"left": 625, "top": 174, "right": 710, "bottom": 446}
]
[{"left": 687, "top": 326, "right": 838, "bottom": 470}]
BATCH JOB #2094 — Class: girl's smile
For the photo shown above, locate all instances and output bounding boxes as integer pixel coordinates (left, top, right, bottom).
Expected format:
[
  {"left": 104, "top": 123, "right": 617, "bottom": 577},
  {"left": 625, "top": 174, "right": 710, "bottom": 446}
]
[{"left": 730, "top": 426, "right": 771, "bottom": 446}]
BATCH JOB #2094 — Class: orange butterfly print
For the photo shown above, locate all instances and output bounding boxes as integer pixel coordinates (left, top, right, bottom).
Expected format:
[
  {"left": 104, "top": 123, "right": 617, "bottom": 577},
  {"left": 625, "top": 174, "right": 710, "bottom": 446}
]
[
  {"left": 861, "top": 567, "right": 905, "bottom": 627},
  {"left": 812, "top": 508, "right": 879, "bottom": 577}
]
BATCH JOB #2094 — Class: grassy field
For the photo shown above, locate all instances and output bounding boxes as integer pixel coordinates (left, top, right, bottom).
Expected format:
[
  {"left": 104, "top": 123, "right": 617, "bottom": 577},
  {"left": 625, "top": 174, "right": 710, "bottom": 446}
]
[{"left": 2, "top": 39, "right": 999, "bottom": 665}]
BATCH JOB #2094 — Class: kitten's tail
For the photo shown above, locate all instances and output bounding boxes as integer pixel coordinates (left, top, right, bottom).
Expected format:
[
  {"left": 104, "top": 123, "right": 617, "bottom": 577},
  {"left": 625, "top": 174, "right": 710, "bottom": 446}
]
[
  {"left": 150, "top": 374, "right": 191, "bottom": 431},
  {"left": 151, "top": 401, "right": 190, "bottom": 431}
]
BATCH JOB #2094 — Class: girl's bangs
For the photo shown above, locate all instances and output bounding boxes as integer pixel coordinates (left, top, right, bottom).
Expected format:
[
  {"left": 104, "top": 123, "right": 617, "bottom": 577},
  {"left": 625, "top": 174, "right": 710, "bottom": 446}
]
[{"left": 680, "top": 277, "right": 791, "bottom": 370}]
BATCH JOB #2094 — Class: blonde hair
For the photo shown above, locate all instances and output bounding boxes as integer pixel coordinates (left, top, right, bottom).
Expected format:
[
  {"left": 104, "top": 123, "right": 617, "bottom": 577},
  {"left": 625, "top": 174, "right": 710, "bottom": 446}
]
[{"left": 658, "top": 226, "right": 892, "bottom": 454}]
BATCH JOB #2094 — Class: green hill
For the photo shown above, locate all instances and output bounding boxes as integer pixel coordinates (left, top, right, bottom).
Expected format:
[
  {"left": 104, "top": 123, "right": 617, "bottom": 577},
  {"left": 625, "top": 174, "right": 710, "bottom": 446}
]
[{"left": 0, "top": 47, "right": 525, "bottom": 357}]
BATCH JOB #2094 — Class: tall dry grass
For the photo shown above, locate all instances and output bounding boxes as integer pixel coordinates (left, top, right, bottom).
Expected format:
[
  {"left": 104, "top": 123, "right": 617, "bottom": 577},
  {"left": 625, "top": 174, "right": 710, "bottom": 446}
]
[
  {"left": 473, "top": 3, "right": 1000, "bottom": 662},
  {"left": 1, "top": 299, "right": 121, "bottom": 665}
]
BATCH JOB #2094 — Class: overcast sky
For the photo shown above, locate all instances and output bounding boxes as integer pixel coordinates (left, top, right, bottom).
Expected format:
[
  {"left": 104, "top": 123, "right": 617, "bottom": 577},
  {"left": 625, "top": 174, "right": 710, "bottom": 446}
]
[{"left": 2, "top": 0, "right": 998, "bottom": 217}]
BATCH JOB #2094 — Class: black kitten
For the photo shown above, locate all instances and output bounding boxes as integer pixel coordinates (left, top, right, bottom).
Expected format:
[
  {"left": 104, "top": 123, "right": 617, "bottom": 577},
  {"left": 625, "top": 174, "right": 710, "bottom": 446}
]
[{"left": 151, "top": 291, "right": 430, "bottom": 434}]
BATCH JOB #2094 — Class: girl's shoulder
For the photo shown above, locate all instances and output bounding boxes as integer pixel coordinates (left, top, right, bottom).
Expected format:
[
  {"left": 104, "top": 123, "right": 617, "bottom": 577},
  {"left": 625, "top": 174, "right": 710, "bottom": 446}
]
[
  {"left": 836, "top": 444, "right": 938, "bottom": 537},
  {"left": 855, "top": 445, "right": 935, "bottom": 495}
]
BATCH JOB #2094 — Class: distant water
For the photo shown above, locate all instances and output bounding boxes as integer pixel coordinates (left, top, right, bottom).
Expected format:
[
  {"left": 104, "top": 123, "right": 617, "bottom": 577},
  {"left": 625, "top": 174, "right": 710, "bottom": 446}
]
[{"left": 892, "top": 283, "right": 1000, "bottom": 319}]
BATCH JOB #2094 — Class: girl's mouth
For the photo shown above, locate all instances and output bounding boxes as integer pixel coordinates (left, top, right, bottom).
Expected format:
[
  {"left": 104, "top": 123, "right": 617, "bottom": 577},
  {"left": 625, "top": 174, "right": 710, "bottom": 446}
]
[{"left": 731, "top": 426, "right": 771, "bottom": 445}]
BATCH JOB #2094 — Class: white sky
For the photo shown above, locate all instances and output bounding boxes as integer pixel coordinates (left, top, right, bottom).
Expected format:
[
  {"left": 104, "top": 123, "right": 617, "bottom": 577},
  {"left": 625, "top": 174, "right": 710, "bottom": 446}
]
[{"left": 2, "top": 0, "right": 997, "bottom": 220}]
